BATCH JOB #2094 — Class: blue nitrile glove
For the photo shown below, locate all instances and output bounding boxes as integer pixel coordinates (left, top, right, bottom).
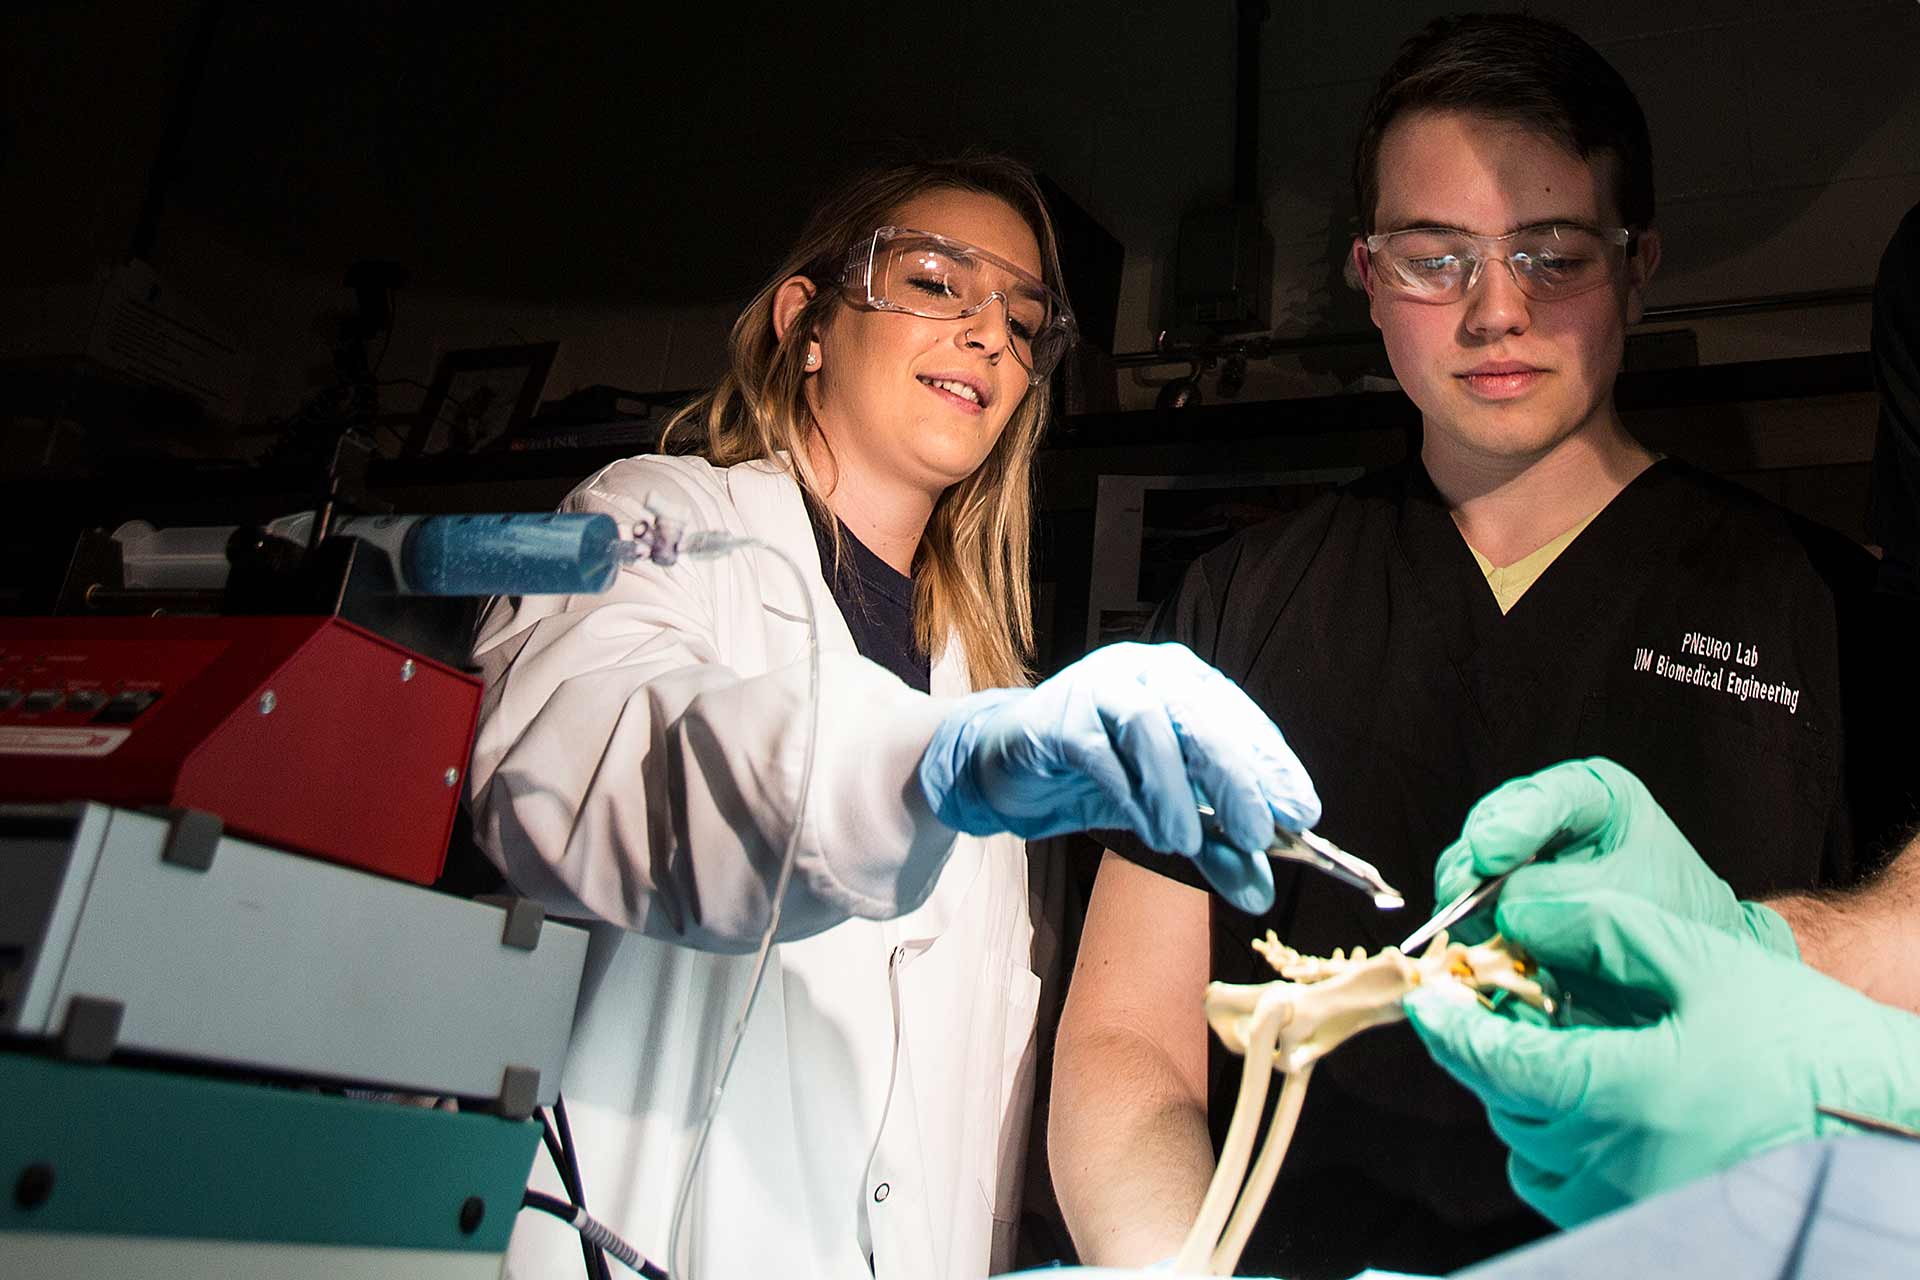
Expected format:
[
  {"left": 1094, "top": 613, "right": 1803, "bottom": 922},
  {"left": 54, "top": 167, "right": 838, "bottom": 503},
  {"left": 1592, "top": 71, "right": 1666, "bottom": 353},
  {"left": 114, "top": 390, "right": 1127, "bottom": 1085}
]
[
  {"left": 919, "top": 641, "right": 1320, "bottom": 914},
  {"left": 1431, "top": 758, "right": 1797, "bottom": 957},
  {"left": 1404, "top": 889, "right": 1920, "bottom": 1229}
]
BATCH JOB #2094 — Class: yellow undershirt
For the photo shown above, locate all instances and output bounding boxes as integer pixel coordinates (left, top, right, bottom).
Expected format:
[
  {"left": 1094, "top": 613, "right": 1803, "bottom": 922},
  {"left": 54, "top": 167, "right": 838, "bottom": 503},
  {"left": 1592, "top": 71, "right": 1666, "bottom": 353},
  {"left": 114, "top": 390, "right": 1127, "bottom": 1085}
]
[{"left": 1463, "top": 511, "right": 1600, "bottom": 614}]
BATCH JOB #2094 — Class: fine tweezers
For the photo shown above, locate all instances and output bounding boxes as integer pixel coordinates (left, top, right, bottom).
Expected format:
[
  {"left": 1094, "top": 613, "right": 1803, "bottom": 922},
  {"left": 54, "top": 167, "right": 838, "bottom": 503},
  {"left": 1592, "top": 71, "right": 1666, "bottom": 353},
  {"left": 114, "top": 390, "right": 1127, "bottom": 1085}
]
[
  {"left": 1196, "top": 804, "right": 1405, "bottom": 909},
  {"left": 1397, "top": 858, "right": 1536, "bottom": 955}
]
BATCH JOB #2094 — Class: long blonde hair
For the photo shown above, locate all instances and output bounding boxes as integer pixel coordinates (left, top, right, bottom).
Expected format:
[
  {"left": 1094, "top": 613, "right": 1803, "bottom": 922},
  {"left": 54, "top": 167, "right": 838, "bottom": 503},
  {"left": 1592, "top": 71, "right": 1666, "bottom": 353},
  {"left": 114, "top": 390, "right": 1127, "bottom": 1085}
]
[{"left": 660, "top": 156, "right": 1068, "bottom": 690}]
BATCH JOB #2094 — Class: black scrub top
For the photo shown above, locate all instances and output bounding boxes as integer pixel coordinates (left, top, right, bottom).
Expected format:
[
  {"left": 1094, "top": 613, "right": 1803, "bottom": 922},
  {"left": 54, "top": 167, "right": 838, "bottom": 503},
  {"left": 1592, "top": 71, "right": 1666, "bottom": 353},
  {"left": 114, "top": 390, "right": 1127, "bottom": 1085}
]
[{"left": 1109, "top": 456, "right": 1911, "bottom": 1279}]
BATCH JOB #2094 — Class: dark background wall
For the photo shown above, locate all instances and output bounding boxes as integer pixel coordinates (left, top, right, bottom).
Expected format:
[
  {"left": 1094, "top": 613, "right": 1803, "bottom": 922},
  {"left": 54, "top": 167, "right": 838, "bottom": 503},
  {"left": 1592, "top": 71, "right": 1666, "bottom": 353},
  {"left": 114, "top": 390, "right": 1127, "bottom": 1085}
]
[{"left": 6, "top": 0, "right": 1916, "bottom": 425}]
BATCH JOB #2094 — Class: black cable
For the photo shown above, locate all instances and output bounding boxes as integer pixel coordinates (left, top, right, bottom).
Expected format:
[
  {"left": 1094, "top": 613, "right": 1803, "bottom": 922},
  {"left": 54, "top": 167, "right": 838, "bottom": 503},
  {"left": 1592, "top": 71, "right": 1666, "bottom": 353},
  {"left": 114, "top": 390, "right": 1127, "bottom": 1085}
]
[
  {"left": 540, "top": 1111, "right": 604, "bottom": 1280},
  {"left": 520, "top": 1191, "right": 668, "bottom": 1280},
  {"left": 540, "top": 1115, "right": 583, "bottom": 1202},
  {"left": 554, "top": 1096, "right": 612, "bottom": 1280},
  {"left": 523, "top": 1189, "right": 579, "bottom": 1218},
  {"left": 553, "top": 1096, "right": 584, "bottom": 1189}
]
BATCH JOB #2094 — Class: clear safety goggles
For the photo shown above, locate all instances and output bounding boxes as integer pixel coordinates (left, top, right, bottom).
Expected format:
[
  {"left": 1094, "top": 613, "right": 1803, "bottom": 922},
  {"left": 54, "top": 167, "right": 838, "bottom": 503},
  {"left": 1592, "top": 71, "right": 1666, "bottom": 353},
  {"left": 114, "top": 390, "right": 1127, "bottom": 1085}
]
[
  {"left": 841, "top": 226, "right": 1078, "bottom": 385},
  {"left": 1363, "top": 223, "right": 1635, "bottom": 303}
]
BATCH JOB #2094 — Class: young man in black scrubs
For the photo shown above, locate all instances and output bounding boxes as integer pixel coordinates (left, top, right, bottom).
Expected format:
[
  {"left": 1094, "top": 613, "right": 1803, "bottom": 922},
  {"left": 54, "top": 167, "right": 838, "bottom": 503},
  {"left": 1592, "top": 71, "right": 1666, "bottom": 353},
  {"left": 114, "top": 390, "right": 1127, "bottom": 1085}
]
[{"left": 1050, "top": 14, "right": 1907, "bottom": 1280}]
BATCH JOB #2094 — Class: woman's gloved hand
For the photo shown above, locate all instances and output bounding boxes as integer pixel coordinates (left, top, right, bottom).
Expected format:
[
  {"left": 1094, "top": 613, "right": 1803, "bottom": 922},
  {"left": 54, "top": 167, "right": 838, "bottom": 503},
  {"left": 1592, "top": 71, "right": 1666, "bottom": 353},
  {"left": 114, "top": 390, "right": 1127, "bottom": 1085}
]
[
  {"left": 1431, "top": 758, "right": 1797, "bottom": 956},
  {"left": 1404, "top": 889, "right": 1920, "bottom": 1228},
  {"left": 919, "top": 642, "right": 1320, "bottom": 913}
]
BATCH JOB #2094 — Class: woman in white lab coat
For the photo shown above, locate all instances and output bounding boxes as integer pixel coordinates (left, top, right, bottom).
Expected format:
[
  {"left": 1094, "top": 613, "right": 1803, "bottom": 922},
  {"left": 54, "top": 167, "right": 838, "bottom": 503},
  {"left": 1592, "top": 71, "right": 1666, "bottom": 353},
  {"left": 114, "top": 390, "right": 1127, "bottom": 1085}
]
[{"left": 467, "top": 155, "right": 1320, "bottom": 1280}]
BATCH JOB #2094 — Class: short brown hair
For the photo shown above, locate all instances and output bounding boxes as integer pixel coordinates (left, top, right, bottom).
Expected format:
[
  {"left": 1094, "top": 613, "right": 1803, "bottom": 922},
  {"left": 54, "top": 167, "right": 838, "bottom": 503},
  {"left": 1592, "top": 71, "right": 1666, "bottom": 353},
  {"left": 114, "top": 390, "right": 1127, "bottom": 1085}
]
[{"left": 1352, "top": 13, "right": 1654, "bottom": 235}]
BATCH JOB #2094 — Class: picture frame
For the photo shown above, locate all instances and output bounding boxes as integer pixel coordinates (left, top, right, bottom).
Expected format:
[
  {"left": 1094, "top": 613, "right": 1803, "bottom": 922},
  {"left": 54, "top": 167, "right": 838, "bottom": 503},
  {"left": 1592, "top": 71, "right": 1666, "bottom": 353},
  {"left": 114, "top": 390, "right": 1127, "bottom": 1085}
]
[{"left": 405, "top": 342, "right": 560, "bottom": 457}]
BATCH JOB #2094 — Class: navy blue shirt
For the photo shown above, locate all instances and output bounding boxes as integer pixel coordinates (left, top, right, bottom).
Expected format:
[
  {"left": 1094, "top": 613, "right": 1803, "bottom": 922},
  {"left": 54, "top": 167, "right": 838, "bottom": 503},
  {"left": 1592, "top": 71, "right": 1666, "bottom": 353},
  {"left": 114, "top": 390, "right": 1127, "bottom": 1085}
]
[{"left": 806, "top": 502, "right": 929, "bottom": 693}]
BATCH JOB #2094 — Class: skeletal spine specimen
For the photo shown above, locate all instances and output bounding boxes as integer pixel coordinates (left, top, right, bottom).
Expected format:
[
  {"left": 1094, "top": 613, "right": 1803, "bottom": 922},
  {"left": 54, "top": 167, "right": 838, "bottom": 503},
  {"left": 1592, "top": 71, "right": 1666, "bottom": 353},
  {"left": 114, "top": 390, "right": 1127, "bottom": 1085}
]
[{"left": 1174, "top": 931, "right": 1552, "bottom": 1276}]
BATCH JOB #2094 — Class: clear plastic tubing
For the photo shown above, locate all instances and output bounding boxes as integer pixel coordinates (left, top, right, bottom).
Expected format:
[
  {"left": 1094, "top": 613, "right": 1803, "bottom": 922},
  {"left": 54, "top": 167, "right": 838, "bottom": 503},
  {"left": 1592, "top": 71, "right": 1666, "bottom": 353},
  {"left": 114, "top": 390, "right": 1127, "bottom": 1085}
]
[{"left": 344, "top": 512, "right": 623, "bottom": 596}]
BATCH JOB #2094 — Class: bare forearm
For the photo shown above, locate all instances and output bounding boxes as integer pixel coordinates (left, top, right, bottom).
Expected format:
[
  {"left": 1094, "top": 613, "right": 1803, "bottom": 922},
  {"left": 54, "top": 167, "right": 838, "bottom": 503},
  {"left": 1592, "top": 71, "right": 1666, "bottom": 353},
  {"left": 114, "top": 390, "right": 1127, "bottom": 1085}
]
[
  {"left": 1050, "top": 1025, "right": 1215, "bottom": 1266},
  {"left": 1768, "top": 831, "right": 1920, "bottom": 1014}
]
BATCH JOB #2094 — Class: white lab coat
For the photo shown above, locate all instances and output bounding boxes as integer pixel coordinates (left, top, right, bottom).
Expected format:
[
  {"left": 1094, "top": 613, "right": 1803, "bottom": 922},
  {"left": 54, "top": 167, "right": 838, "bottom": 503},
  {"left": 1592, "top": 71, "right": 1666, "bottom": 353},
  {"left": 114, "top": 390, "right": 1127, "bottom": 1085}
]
[{"left": 468, "top": 453, "right": 1041, "bottom": 1280}]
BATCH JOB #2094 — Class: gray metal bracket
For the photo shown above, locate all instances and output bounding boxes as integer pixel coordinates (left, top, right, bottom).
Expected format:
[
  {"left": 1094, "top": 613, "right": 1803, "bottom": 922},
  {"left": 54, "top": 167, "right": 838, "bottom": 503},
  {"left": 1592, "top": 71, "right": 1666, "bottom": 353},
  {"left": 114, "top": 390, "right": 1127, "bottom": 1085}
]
[
  {"left": 59, "top": 995, "right": 125, "bottom": 1061},
  {"left": 145, "top": 807, "right": 224, "bottom": 872},
  {"left": 476, "top": 895, "right": 545, "bottom": 951},
  {"left": 495, "top": 1065, "right": 540, "bottom": 1121}
]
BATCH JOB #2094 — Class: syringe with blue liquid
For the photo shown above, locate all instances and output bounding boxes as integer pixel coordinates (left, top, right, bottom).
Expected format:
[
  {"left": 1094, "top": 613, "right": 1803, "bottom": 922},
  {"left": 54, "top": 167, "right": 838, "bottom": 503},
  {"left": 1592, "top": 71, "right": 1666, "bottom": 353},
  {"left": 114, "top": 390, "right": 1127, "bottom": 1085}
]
[{"left": 332, "top": 507, "right": 746, "bottom": 596}]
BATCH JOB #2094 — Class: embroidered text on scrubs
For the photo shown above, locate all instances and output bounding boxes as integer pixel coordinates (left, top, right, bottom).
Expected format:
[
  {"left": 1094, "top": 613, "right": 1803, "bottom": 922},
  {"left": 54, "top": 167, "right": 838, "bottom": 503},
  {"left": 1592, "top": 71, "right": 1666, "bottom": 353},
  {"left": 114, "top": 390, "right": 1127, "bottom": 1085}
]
[
  {"left": 1681, "top": 629, "right": 1761, "bottom": 667},
  {"left": 1726, "top": 672, "right": 1801, "bottom": 714},
  {"left": 1652, "top": 653, "right": 1723, "bottom": 689},
  {"left": 1630, "top": 648, "right": 1802, "bottom": 715},
  {"left": 1681, "top": 631, "right": 1733, "bottom": 660}
]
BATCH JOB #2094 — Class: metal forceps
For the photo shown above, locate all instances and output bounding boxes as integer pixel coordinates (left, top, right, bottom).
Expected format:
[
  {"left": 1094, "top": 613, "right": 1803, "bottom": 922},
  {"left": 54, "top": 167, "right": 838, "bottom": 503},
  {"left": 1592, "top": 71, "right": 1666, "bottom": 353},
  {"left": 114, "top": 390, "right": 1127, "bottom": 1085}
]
[
  {"left": 1196, "top": 804, "right": 1405, "bottom": 909},
  {"left": 1397, "top": 857, "right": 1537, "bottom": 955}
]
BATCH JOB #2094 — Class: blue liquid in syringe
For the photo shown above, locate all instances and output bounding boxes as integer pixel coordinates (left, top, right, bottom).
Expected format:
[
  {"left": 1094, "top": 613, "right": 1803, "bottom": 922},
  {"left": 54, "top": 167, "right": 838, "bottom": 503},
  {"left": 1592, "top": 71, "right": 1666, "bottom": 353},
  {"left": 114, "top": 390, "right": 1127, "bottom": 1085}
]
[{"left": 398, "top": 512, "right": 622, "bottom": 595}]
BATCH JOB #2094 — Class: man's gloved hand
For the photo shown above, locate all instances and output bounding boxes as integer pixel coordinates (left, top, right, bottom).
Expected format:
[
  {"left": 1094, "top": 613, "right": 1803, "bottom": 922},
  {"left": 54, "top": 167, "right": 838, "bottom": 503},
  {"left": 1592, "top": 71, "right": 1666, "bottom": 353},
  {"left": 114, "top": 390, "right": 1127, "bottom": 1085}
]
[
  {"left": 1404, "top": 889, "right": 1920, "bottom": 1228},
  {"left": 1431, "top": 758, "right": 1797, "bottom": 956},
  {"left": 919, "top": 641, "right": 1320, "bottom": 913}
]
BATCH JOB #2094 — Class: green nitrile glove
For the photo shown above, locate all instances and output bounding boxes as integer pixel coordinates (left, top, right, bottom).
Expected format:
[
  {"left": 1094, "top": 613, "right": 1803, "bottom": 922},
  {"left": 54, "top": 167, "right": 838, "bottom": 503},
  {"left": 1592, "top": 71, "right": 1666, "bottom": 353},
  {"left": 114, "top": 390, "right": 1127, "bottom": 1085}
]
[
  {"left": 1404, "top": 889, "right": 1920, "bottom": 1228},
  {"left": 1432, "top": 758, "right": 1797, "bottom": 957}
]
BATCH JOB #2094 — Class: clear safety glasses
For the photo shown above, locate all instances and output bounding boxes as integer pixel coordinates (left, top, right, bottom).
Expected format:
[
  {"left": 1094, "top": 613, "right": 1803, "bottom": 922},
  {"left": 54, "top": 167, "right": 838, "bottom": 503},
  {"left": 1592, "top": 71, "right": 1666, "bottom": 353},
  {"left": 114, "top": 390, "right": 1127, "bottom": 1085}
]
[
  {"left": 841, "top": 226, "right": 1078, "bottom": 385},
  {"left": 1363, "top": 223, "right": 1635, "bottom": 304}
]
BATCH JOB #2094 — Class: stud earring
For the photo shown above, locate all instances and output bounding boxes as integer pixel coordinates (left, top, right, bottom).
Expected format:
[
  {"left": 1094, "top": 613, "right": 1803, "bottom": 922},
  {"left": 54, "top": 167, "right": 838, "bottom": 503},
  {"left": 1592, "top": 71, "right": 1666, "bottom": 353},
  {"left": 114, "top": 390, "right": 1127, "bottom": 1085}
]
[{"left": 804, "top": 352, "right": 819, "bottom": 368}]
